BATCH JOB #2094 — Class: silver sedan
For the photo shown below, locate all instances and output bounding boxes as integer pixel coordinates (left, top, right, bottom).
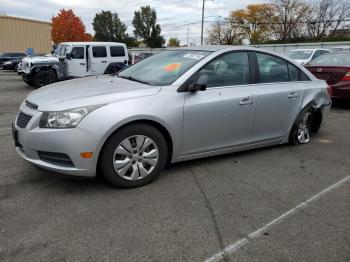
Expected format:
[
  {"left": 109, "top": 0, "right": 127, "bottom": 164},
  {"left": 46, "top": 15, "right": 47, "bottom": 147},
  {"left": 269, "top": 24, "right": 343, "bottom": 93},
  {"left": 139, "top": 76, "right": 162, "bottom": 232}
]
[{"left": 13, "top": 46, "right": 331, "bottom": 188}]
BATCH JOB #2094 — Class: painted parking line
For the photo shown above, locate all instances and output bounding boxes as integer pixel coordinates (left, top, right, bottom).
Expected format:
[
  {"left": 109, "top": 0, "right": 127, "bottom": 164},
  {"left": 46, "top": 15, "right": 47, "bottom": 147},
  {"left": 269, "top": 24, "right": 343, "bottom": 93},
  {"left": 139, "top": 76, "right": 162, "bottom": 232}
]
[
  {"left": 0, "top": 127, "right": 11, "bottom": 131},
  {"left": 204, "top": 174, "right": 350, "bottom": 262}
]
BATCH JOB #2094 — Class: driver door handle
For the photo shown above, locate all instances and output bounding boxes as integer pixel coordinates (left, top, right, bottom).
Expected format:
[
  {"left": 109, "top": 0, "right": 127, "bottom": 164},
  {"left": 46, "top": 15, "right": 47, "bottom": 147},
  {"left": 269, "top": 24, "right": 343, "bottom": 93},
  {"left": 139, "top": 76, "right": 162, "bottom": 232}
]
[
  {"left": 101, "top": 61, "right": 107, "bottom": 63},
  {"left": 239, "top": 96, "right": 254, "bottom": 106},
  {"left": 288, "top": 92, "right": 299, "bottom": 99}
]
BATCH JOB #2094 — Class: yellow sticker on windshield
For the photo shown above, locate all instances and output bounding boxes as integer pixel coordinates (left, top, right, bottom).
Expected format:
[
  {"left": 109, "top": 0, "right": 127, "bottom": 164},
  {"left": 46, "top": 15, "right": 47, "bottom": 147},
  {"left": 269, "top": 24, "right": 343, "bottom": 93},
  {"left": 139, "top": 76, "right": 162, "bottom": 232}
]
[{"left": 164, "top": 63, "right": 181, "bottom": 72}]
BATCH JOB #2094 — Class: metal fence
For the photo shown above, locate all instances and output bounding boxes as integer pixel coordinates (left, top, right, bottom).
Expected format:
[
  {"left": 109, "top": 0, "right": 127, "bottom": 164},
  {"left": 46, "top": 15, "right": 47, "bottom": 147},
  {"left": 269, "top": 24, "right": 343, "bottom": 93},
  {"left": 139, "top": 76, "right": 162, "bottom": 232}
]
[{"left": 128, "top": 41, "right": 350, "bottom": 54}]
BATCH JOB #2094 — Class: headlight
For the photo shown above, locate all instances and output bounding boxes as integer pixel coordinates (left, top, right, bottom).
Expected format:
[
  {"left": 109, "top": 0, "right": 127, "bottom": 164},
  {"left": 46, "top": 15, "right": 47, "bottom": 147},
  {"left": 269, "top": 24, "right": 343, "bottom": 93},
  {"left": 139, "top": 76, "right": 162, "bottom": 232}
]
[
  {"left": 4, "top": 61, "right": 12, "bottom": 65},
  {"left": 39, "top": 105, "right": 102, "bottom": 128}
]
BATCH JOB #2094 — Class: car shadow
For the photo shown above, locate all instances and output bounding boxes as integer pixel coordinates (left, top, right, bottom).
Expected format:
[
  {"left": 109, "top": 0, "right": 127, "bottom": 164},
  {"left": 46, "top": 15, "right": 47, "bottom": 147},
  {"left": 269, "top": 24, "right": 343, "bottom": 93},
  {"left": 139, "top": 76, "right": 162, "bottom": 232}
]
[{"left": 22, "top": 144, "right": 284, "bottom": 193}]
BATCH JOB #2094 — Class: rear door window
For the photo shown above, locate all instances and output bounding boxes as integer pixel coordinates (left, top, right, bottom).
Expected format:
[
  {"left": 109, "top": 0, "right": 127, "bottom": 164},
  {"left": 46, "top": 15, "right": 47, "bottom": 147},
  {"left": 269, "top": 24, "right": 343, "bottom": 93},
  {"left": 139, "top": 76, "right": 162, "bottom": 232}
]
[
  {"left": 256, "top": 52, "right": 309, "bottom": 83},
  {"left": 256, "top": 52, "right": 289, "bottom": 83},
  {"left": 92, "top": 46, "right": 107, "bottom": 58}
]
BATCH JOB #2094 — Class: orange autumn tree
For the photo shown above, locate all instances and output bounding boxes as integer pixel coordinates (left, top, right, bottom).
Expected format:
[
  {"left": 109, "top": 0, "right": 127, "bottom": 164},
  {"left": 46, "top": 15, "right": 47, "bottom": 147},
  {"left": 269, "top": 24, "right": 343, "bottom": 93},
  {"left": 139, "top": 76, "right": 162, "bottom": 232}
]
[
  {"left": 51, "top": 9, "right": 92, "bottom": 44},
  {"left": 231, "top": 4, "right": 275, "bottom": 44}
]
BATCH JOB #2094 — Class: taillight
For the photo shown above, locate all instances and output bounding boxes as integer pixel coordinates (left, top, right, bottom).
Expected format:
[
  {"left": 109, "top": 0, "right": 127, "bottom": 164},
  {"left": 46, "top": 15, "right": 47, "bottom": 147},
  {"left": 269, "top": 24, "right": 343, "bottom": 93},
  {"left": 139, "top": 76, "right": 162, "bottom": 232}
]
[
  {"left": 327, "top": 85, "right": 333, "bottom": 96},
  {"left": 341, "top": 70, "right": 350, "bottom": 81}
]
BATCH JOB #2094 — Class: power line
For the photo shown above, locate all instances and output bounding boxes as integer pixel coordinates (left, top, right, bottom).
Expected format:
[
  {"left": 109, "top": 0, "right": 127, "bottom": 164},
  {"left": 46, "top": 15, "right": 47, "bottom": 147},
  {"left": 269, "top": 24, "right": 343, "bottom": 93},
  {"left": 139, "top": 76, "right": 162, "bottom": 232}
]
[{"left": 162, "top": 16, "right": 221, "bottom": 30}]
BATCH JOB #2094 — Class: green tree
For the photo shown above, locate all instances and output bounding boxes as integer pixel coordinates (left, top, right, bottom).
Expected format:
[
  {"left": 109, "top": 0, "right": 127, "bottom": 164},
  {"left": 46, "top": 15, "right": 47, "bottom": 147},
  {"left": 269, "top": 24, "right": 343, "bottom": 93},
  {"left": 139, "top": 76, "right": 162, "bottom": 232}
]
[
  {"left": 132, "top": 6, "right": 165, "bottom": 48},
  {"left": 93, "top": 11, "right": 137, "bottom": 46},
  {"left": 168, "top": 37, "right": 180, "bottom": 47}
]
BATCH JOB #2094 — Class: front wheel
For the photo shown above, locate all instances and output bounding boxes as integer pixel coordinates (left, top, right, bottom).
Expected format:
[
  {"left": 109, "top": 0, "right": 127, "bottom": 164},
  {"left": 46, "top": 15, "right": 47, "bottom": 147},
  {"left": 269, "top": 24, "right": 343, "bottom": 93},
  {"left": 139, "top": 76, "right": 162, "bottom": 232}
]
[
  {"left": 33, "top": 70, "right": 57, "bottom": 88},
  {"left": 22, "top": 75, "right": 34, "bottom": 87},
  {"left": 100, "top": 124, "right": 168, "bottom": 188},
  {"left": 289, "top": 107, "right": 314, "bottom": 145}
]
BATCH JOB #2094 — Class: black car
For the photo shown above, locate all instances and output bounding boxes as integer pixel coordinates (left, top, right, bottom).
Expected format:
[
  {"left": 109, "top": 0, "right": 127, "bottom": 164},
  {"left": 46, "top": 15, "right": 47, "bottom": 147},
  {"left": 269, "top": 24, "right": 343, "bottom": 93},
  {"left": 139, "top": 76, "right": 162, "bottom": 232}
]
[
  {"left": 2, "top": 57, "right": 24, "bottom": 70},
  {"left": 0, "top": 52, "right": 27, "bottom": 68}
]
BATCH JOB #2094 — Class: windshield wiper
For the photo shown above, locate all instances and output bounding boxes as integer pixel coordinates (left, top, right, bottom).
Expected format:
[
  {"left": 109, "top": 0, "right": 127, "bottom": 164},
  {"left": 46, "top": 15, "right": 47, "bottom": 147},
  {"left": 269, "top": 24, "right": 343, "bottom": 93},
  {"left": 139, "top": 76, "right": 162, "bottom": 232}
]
[{"left": 119, "top": 75, "right": 151, "bottom": 85}]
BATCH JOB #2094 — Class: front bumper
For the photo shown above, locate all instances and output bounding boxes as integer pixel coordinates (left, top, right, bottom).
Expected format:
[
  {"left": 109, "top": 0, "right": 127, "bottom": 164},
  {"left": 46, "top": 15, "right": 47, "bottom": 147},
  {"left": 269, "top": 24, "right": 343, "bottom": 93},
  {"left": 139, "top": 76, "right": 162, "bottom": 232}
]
[
  {"left": 13, "top": 108, "right": 100, "bottom": 177},
  {"left": 2, "top": 64, "right": 14, "bottom": 70}
]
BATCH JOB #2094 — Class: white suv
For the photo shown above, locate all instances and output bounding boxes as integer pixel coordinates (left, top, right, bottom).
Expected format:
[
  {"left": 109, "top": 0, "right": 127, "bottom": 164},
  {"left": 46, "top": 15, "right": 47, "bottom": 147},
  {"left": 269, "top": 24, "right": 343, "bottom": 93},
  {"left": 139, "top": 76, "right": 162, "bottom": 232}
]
[
  {"left": 285, "top": 48, "right": 331, "bottom": 65},
  {"left": 21, "top": 42, "right": 128, "bottom": 88}
]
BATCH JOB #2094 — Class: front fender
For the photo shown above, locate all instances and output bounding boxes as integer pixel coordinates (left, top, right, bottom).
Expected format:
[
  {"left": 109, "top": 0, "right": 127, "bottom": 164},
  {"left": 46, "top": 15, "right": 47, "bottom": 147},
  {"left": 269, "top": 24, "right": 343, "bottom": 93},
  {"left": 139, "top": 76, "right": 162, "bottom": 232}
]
[{"left": 78, "top": 89, "right": 185, "bottom": 165}]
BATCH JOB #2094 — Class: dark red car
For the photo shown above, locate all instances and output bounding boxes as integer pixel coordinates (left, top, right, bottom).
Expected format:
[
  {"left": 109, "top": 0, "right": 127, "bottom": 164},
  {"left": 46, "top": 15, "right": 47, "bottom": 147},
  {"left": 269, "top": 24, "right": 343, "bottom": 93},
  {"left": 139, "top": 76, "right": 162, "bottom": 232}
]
[{"left": 305, "top": 52, "right": 350, "bottom": 100}]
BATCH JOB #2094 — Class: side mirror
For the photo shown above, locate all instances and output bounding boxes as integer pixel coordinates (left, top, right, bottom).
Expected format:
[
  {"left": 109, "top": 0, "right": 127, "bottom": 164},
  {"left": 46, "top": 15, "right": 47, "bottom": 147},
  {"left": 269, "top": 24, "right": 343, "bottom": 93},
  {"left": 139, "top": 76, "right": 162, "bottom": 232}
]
[
  {"left": 59, "top": 56, "right": 65, "bottom": 62},
  {"left": 188, "top": 75, "right": 208, "bottom": 92},
  {"left": 51, "top": 50, "right": 54, "bottom": 54}
]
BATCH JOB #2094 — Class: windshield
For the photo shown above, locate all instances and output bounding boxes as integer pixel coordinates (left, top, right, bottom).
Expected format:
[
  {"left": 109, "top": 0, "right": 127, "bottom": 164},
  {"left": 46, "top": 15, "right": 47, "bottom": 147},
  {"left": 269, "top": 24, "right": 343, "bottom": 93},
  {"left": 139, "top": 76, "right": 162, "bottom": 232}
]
[
  {"left": 119, "top": 50, "right": 211, "bottom": 86},
  {"left": 53, "top": 44, "right": 69, "bottom": 57},
  {"left": 308, "top": 53, "right": 350, "bottom": 66},
  {"left": 286, "top": 50, "right": 313, "bottom": 60}
]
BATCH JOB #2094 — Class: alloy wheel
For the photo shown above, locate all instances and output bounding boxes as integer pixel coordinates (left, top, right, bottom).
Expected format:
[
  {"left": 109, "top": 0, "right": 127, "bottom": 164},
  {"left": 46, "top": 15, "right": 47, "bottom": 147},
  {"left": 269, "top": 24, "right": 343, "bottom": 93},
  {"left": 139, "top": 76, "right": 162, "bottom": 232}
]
[{"left": 297, "top": 112, "right": 312, "bottom": 144}]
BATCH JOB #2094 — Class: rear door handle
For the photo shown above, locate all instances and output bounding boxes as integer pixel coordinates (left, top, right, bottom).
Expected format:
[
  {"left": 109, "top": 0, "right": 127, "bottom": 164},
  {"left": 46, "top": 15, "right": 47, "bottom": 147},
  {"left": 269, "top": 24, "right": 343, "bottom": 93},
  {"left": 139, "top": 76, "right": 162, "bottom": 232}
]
[
  {"left": 239, "top": 97, "right": 254, "bottom": 106},
  {"left": 80, "top": 63, "right": 86, "bottom": 65},
  {"left": 101, "top": 61, "right": 107, "bottom": 63},
  {"left": 288, "top": 92, "right": 299, "bottom": 99}
]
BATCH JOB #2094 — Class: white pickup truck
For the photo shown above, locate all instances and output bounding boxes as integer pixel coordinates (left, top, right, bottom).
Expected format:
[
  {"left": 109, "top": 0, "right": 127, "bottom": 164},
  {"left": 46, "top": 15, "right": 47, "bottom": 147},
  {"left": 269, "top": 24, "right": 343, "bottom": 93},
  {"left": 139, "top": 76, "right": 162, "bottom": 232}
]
[{"left": 21, "top": 42, "right": 128, "bottom": 88}]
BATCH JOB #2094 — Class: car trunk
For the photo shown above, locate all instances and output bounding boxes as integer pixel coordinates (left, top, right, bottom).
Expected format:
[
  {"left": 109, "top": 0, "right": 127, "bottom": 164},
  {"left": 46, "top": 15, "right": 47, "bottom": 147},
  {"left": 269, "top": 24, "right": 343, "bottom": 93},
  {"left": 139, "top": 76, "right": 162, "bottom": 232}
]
[{"left": 307, "top": 66, "right": 349, "bottom": 85}]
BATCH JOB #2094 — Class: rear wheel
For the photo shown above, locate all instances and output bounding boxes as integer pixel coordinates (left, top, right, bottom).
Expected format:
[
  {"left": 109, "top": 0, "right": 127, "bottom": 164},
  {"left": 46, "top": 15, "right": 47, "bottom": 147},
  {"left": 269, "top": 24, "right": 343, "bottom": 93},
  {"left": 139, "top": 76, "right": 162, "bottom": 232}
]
[
  {"left": 100, "top": 124, "right": 168, "bottom": 188},
  {"left": 33, "top": 70, "right": 57, "bottom": 88},
  {"left": 289, "top": 107, "right": 314, "bottom": 145}
]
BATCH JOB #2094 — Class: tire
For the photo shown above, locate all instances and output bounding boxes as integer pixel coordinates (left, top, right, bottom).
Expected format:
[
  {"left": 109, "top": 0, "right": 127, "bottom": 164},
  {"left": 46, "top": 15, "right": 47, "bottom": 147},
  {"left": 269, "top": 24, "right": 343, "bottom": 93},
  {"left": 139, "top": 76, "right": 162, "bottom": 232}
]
[
  {"left": 100, "top": 124, "right": 168, "bottom": 188},
  {"left": 33, "top": 70, "right": 57, "bottom": 88},
  {"left": 289, "top": 106, "right": 314, "bottom": 145},
  {"left": 22, "top": 76, "right": 34, "bottom": 87}
]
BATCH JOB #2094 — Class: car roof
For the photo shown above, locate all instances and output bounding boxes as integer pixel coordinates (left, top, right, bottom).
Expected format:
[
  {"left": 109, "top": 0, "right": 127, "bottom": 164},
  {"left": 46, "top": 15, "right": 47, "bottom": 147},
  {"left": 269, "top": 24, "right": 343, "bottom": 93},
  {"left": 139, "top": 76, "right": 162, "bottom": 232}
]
[
  {"left": 179, "top": 45, "right": 256, "bottom": 52},
  {"left": 169, "top": 45, "right": 272, "bottom": 52},
  {"left": 61, "top": 42, "right": 126, "bottom": 46},
  {"left": 288, "top": 48, "right": 329, "bottom": 52}
]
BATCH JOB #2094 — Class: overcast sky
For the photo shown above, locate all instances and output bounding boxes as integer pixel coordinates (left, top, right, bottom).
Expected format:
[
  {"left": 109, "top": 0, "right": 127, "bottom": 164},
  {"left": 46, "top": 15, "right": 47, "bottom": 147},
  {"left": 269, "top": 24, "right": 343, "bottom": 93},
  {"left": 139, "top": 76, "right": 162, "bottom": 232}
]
[{"left": 0, "top": 0, "right": 261, "bottom": 45}]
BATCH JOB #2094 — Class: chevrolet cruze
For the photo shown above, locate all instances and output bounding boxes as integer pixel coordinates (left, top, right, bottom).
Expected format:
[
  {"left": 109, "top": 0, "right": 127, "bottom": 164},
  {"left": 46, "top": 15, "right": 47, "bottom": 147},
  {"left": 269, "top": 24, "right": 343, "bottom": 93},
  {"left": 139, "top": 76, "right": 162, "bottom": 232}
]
[{"left": 13, "top": 46, "right": 331, "bottom": 188}]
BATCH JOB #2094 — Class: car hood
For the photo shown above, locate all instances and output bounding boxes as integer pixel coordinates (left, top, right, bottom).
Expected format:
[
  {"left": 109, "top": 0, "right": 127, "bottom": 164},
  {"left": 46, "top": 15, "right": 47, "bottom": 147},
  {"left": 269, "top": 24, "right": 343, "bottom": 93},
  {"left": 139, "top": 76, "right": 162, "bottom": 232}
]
[
  {"left": 26, "top": 75, "right": 161, "bottom": 111},
  {"left": 22, "top": 55, "right": 59, "bottom": 64}
]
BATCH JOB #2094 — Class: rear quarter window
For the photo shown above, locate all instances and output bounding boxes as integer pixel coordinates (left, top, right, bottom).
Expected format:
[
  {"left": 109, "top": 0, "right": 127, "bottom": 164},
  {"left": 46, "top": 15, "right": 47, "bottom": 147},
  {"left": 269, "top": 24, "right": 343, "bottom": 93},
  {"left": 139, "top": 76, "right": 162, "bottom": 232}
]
[{"left": 110, "top": 46, "right": 125, "bottom": 57}]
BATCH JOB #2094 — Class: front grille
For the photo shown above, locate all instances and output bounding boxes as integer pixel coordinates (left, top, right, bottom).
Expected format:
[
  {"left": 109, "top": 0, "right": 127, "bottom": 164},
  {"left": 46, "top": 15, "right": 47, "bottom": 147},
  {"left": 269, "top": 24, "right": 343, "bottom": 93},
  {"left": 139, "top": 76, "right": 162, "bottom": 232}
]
[
  {"left": 22, "top": 61, "right": 28, "bottom": 70},
  {"left": 16, "top": 111, "right": 33, "bottom": 128},
  {"left": 25, "top": 100, "right": 38, "bottom": 110},
  {"left": 37, "top": 151, "right": 75, "bottom": 167}
]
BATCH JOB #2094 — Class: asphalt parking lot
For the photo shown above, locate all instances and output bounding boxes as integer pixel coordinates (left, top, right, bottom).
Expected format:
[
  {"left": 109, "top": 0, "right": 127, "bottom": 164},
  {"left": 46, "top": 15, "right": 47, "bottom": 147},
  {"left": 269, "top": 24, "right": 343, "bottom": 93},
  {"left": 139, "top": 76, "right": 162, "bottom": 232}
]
[{"left": 0, "top": 70, "right": 349, "bottom": 262}]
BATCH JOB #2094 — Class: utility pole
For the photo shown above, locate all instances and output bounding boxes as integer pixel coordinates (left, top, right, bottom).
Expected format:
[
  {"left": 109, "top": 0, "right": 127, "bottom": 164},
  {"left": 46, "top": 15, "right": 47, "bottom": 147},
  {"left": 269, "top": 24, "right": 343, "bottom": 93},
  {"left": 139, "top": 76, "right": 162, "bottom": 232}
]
[
  {"left": 201, "top": 0, "right": 205, "bottom": 45},
  {"left": 187, "top": 28, "right": 190, "bottom": 46}
]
